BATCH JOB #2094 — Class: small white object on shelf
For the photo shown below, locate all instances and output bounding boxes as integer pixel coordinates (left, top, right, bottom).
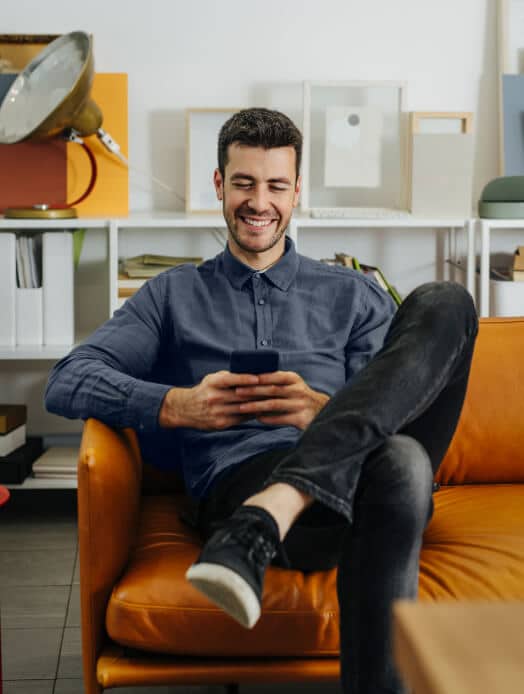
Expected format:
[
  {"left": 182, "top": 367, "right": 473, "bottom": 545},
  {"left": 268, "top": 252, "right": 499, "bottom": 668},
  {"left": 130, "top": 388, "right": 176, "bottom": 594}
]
[
  {"left": 0, "top": 424, "right": 26, "bottom": 457},
  {"left": 310, "top": 207, "right": 412, "bottom": 220}
]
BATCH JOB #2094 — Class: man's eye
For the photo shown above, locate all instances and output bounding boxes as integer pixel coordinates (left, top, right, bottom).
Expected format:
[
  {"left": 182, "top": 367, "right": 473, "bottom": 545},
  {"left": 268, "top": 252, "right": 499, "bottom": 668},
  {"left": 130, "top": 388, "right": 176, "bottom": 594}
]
[
  {"left": 271, "top": 186, "right": 288, "bottom": 192},
  {"left": 234, "top": 183, "right": 252, "bottom": 189}
]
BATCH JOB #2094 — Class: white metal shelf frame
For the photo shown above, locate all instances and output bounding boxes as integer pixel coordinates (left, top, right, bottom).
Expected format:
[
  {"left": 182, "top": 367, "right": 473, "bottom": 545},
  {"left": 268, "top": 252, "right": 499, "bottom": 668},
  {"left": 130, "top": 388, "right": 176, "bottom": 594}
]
[
  {"left": 478, "top": 217, "right": 524, "bottom": 317},
  {"left": 289, "top": 215, "right": 475, "bottom": 299}
]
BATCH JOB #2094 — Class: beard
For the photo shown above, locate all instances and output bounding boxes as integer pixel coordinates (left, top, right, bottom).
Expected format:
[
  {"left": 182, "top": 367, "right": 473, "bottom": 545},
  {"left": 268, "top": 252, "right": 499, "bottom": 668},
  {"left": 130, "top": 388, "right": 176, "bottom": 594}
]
[{"left": 223, "top": 202, "right": 290, "bottom": 255}]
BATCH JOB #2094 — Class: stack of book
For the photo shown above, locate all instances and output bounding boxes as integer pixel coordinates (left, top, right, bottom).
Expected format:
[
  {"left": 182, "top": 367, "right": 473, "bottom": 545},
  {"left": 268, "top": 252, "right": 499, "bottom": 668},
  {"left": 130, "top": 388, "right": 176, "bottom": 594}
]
[
  {"left": 322, "top": 253, "right": 402, "bottom": 306},
  {"left": 32, "top": 447, "right": 78, "bottom": 480},
  {"left": 118, "top": 254, "right": 203, "bottom": 307},
  {"left": 0, "top": 405, "right": 43, "bottom": 484}
]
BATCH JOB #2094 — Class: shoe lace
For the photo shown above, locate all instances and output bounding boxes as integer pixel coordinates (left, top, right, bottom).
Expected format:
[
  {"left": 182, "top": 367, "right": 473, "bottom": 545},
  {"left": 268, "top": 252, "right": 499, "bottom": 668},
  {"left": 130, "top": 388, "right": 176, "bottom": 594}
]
[{"left": 229, "top": 523, "right": 277, "bottom": 565}]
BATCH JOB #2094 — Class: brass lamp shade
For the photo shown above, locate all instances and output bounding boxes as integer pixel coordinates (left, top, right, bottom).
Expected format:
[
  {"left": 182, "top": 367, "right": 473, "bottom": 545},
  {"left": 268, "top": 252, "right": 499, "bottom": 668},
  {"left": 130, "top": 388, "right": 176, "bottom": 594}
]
[
  {"left": 0, "top": 31, "right": 103, "bottom": 218},
  {"left": 0, "top": 31, "right": 102, "bottom": 144}
]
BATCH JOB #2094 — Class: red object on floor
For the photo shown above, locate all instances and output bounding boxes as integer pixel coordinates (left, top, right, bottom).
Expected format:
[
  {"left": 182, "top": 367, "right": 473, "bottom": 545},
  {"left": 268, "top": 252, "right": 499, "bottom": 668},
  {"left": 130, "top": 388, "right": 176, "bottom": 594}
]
[{"left": 0, "top": 484, "right": 10, "bottom": 694}]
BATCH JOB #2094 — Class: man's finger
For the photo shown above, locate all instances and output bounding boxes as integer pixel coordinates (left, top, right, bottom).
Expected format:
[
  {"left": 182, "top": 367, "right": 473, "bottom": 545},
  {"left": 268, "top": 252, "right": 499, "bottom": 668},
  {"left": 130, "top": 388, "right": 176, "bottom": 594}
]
[
  {"left": 234, "top": 385, "right": 290, "bottom": 399},
  {"left": 257, "top": 371, "right": 300, "bottom": 385},
  {"left": 211, "top": 371, "right": 260, "bottom": 388},
  {"left": 238, "top": 398, "right": 300, "bottom": 414}
]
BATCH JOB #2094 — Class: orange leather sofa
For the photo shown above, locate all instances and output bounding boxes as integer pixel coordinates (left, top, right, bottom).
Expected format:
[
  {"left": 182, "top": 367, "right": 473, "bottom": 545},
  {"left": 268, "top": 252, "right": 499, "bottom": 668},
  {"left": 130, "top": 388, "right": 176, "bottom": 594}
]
[{"left": 78, "top": 317, "right": 524, "bottom": 693}]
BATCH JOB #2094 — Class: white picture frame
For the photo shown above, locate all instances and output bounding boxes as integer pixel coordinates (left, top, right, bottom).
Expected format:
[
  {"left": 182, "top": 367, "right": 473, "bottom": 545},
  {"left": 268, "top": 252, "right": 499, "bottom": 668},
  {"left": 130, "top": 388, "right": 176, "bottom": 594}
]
[
  {"left": 302, "top": 81, "right": 408, "bottom": 212},
  {"left": 185, "top": 108, "right": 240, "bottom": 213}
]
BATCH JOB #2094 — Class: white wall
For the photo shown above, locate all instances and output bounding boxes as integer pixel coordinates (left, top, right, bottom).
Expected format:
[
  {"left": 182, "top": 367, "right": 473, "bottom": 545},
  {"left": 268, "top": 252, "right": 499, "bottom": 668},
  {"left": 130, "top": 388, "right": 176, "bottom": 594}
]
[{"left": 2, "top": 0, "right": 504, "bottom": 436}]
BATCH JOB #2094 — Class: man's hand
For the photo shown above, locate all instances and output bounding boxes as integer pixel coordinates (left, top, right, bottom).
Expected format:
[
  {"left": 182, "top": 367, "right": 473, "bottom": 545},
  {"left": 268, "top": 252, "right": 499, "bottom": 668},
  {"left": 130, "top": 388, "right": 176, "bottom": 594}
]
[
  {"left": 234, "top": 371, "right": 330, "bottom": 430},
  {"left": 158, "top": 371, "right": 260, "bottom": 430}
]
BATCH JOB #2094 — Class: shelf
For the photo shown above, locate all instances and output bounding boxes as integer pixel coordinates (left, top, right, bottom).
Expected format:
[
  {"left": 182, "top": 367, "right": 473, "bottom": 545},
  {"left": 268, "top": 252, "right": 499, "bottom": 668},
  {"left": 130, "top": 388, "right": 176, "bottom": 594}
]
[
  {"left": 0, "top": 334, "right": 89, "bottom": 360},
  {"left": 291, "top": 214, "right": 468, "bottom": 229},
  {"left": 0, "top": 217, "right": 109, "bottom": 230},
  {"left": 0, "top": 344, "right": 75, "bottom": 360},
  {"left": 114, "top": 211, "right": 227, "bottom": 228},
  {"left": 5, "top": 476, "right": 77, "bottom": 490}
]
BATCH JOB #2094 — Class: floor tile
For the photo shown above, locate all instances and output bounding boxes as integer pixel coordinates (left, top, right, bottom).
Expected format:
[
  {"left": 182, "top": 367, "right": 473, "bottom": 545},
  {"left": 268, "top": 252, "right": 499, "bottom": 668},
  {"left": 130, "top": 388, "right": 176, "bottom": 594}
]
[
  {"left": 1, "top": 627, "right": 62, "bottom": 680},
  {"left": 0, "top": 586, "right": 69, "bottom": 628},
  {"left": 65, "top": 584, "right": 80, "bottom": 628},
  {"left": 3, "top": 681, "right": 54, "bottom": 694},
  {"left": 0, "top": 549, "right": 76, "bottom": 587},
  {"left": 72, "top": 552, "right": 79, "bottom": 584},
  {"left": 57, "top": 627, "right": 82, "bottom": 679},
  {"left": 0, "top": 518, "right": 77, "bottom": 552}
]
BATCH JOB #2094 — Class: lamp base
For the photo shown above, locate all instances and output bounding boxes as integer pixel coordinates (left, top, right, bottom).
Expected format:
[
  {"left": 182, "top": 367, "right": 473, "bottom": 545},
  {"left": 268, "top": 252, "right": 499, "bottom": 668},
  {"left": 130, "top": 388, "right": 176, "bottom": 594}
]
[{"left": 4, "top": 206, "right": 78, "bottom": 219}]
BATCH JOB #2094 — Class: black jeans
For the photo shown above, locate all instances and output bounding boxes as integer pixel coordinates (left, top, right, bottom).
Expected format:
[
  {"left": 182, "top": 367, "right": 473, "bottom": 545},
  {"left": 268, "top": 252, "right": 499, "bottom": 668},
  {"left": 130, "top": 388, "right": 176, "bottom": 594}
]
[{"left": 198, "top": 281, "right": 479, "bottom": 694}]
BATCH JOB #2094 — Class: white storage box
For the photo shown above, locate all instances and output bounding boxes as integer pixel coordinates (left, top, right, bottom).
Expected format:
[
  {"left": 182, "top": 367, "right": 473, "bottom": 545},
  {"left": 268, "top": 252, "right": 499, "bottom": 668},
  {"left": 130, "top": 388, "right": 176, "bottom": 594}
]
[{"left": 490, "top": 278, "right": 524, "bottom": 317}]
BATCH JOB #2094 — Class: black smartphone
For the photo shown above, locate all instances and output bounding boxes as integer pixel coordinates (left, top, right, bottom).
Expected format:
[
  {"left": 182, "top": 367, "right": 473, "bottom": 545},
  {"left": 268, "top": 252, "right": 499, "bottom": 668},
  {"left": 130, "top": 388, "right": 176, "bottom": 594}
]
[{"left": 230, "top": 349, "right": 279, "bottom": 375}]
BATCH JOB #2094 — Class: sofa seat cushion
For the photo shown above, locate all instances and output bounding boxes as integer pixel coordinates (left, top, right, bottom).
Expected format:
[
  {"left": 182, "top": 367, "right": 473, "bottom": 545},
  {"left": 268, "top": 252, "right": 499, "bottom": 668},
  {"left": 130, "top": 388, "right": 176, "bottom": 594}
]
[
  {"left": 106, "top": 485, "right": 524, "bottom": 657},
  {"left": 419, "top": 484, "right": 524, "bottom": 599}
]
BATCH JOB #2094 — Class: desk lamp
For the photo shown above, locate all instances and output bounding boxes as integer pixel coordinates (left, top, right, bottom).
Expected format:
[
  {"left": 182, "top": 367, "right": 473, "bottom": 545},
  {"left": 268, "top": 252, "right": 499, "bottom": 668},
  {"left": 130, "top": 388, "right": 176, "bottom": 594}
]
[{"left": 0, "top": 31, "right": 125, "bottom": 219}]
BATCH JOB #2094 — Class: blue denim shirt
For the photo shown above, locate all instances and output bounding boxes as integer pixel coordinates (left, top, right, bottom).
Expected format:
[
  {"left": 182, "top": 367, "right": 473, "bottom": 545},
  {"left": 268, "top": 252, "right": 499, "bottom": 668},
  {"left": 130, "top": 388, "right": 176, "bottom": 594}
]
[{"left": 45, "top": 238, "right": 396, "bottom": 497}]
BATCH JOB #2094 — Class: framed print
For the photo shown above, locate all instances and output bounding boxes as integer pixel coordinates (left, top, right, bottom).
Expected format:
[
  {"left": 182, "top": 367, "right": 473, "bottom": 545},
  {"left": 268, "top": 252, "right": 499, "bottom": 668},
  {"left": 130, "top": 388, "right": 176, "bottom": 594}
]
[
  {"left": 302, "top": 81, "right": 408, "bottom": 212},
  {"left": 185, "top": 108, "right": 240, "bottom": 213}
]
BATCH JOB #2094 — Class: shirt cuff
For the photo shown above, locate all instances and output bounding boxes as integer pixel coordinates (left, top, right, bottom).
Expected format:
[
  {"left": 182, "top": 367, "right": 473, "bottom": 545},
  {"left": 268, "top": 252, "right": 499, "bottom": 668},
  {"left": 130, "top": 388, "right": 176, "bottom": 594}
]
[{"left": 126, "top": 380, "right": 172, "bottom": 433}]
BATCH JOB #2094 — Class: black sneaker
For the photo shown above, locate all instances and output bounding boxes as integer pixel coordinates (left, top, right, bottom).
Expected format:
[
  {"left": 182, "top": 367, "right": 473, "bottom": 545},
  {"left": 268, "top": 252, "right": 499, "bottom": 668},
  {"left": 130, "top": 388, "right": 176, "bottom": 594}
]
[{"left": 185, "top": 505, "right": 280, "bottom": 628}]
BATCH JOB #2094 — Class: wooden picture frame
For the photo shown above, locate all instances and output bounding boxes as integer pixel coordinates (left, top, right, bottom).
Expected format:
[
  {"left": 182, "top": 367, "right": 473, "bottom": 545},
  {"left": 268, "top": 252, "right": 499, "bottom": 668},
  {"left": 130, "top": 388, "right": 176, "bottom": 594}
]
[
  {"left": 185, "top": 107, "right": 240, "bottom": 214},
  {"left": 408, "top": 112, "right": 474, "bottom": 217},
  {"left": 410, "top": 112, "right": 473, "bottom": 135}
]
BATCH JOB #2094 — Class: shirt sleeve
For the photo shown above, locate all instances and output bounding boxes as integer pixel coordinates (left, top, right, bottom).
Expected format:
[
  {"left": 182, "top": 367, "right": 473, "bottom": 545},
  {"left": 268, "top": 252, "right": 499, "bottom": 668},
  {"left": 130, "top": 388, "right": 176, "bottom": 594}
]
[
  {"left": 44, "top": 276, "right": 172, "bottom": 433},
  {"left": 345, "top": 280, "right": 397, "bottom": 384}
]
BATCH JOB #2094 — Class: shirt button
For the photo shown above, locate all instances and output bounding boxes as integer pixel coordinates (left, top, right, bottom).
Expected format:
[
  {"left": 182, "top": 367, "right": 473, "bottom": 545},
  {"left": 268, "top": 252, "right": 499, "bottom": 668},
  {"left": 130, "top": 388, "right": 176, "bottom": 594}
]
[
  {"left": 253, "top": 273, "right": 260, "bottom": 281},
  {"left": 258, "top": 299, "right": 265, "bottom": 305},
  {"left": 261, "top": 339, "right": 268, "bottom": 346}
]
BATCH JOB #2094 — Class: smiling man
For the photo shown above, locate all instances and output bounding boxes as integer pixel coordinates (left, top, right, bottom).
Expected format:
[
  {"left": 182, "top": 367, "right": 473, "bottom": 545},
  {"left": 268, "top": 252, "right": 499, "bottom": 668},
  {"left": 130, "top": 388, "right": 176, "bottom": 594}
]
[
  {"left": 216, "top": 140, "right": 299, "bottom": 264},
  {"left": 45, "top": 108, "right": 478, "bottom": 694}
]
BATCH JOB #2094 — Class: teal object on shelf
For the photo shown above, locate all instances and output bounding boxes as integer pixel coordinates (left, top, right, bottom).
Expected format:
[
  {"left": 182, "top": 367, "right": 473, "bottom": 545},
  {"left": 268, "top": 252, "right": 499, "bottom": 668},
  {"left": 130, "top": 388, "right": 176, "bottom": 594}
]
[{"left": 478, "top": 176, "right": 524, "bottom": 218}]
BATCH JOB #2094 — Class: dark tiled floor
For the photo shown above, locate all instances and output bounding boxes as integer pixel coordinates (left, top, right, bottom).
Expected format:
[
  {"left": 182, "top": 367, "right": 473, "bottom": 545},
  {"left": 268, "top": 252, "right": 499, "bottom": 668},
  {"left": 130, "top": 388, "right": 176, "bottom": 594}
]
[{"left": 0, "top": 491, "right": 341, "bottom": 694}]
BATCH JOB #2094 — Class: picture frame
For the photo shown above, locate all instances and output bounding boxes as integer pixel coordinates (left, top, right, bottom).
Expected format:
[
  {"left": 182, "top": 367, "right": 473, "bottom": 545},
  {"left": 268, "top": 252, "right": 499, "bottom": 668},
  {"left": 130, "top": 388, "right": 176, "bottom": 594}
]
[
  {"left": 185, "top": 107, "right": 240, "bottom": 213},
  {"left": 497, "top": 0, "right": 524, "bottom": 173},
  {"left": 302, "top": 80, "right": 408, "bottom": 212},
  {"left": 408, "top": 111, "right": 474, "bottom": 217},
  {"left": 410, "top": 112, "right": 473, "bottom": 135}
]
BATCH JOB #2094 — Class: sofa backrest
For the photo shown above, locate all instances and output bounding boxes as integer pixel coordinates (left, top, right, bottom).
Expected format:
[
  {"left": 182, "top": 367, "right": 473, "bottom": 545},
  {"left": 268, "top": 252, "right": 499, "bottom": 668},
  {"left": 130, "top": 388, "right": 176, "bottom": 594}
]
[{"left": 436, "top": 317, "right": 524, "bottom": 485}]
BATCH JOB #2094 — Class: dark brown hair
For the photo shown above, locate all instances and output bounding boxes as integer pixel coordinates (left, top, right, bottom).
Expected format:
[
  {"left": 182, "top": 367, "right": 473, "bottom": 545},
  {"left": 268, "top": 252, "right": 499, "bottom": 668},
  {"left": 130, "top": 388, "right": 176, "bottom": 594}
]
[{"left": 217, "top": 108, "right": 302, "bottom": 180}]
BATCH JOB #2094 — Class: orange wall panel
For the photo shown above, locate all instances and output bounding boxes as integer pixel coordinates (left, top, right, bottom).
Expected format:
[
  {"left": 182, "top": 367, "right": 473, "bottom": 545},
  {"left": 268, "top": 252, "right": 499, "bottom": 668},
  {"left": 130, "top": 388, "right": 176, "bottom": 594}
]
[{"left": 67, "top": 73, "right": 128, "bottom": 217}]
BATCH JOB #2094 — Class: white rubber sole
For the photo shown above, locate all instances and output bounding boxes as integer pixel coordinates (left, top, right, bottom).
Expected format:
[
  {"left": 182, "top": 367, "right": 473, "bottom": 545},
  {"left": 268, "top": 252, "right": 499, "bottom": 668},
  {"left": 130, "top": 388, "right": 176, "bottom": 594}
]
[{"left": 186, "top": 562, "right": 261, "bottom": 629}]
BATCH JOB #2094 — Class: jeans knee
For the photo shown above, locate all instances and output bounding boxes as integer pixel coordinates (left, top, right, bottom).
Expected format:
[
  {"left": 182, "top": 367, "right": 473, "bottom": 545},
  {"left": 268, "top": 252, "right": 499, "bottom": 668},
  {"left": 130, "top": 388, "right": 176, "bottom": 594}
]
[
  {"left": 361, "top": 435, "right": 434, "bottom": 530},
  {"left": 404, "top": 281, "right": 478, "bottom": 337}
]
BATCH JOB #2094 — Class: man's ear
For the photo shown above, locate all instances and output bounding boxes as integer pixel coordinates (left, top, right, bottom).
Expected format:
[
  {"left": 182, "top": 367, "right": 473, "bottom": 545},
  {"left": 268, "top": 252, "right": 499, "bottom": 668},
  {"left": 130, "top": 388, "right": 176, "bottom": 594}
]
[
  {"left": 293, "top": 174, "right": 302, "bottom": 208},
  {"left": 214, "top": 169, "right": 224, "bottom": 201}
]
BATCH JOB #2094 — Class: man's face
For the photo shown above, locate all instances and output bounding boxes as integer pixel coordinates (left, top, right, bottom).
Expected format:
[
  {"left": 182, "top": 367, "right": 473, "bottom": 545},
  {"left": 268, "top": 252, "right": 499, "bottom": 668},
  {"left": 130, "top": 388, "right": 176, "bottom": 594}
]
[{"left": 214, "top": 143, "right": 301, "bottom": 261}]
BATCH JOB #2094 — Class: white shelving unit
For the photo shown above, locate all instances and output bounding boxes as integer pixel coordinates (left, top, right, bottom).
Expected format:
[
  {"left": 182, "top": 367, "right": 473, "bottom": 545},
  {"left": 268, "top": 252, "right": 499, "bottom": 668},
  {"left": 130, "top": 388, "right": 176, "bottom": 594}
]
[
  {"left": 289, "top": 215, "right": 475, "bottom": 296},
  {"left": 478, "top": 217, "right": 524, "bottom": 317},
  {"left": 0, "top": 211, "right": 475, "bottom": 489}
]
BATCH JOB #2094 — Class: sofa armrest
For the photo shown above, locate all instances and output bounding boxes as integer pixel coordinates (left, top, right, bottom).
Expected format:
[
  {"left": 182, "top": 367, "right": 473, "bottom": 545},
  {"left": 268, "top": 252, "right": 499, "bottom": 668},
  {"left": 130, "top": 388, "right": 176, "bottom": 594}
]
[{"left": 77, "top": 418, "right": 143, "bottom": 694}]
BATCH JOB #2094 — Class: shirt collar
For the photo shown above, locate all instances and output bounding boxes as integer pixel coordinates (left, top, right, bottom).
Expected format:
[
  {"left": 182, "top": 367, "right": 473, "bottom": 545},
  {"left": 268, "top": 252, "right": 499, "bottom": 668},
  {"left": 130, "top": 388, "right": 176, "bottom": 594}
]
[{"left": 222, "top": 235, "right": 299, "bottom": 291}]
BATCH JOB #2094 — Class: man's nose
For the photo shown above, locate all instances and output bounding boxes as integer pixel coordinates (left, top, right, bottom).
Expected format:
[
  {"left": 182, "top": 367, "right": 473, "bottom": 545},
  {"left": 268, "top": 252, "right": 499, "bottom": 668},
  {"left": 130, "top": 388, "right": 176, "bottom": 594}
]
[{"left": 248, "top": 187, "right": 270, "bottom": 213}]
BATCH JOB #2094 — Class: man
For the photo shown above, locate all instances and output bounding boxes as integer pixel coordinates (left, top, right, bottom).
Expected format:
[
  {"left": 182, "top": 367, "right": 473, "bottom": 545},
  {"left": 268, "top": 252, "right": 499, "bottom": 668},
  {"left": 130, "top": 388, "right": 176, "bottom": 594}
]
[{"left": 45, "top": 108, "right": 478, "bottom": 694}]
